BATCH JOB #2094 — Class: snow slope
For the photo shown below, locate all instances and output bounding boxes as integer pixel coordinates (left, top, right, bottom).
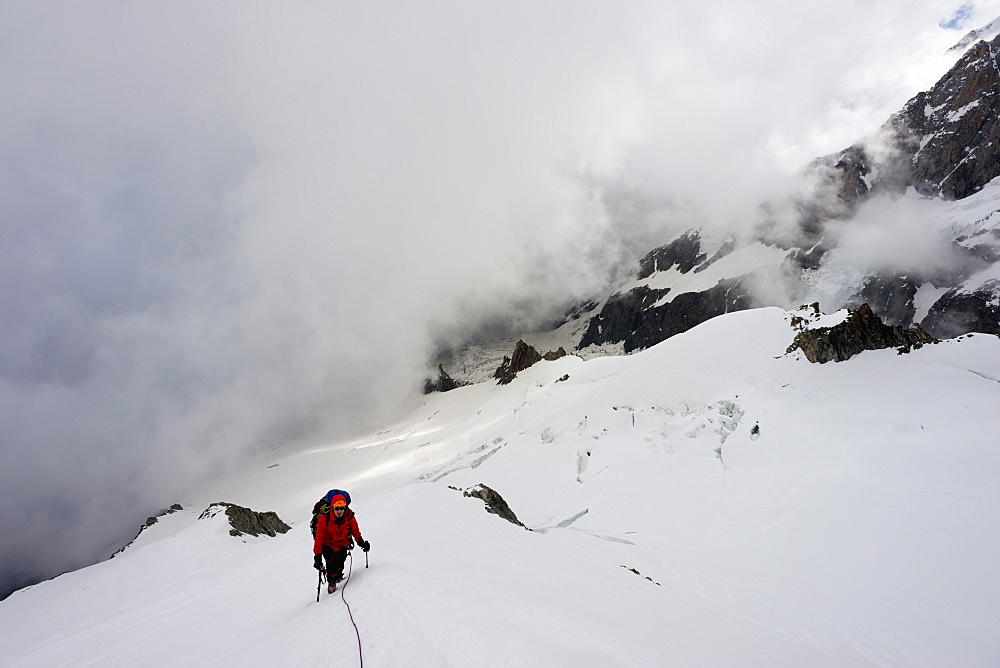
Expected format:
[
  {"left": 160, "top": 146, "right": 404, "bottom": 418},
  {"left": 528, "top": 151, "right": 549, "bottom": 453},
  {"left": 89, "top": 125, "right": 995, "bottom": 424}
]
[{"left": 2, "top": 308, "right": 1000, "bottom": 666}]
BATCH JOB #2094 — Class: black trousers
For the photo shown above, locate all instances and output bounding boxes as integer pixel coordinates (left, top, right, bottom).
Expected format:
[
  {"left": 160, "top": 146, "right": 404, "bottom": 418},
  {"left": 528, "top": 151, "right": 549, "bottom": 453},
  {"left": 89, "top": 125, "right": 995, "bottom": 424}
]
[{"left": 321, "top": 545, "right": 349, "bottom": 581}]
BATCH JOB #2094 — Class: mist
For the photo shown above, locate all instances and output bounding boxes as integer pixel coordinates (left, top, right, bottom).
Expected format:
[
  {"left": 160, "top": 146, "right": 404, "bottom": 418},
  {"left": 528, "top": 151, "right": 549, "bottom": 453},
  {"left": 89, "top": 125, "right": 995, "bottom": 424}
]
[{"left": 2, "top": 0, "right": 996, "bottom": 598}]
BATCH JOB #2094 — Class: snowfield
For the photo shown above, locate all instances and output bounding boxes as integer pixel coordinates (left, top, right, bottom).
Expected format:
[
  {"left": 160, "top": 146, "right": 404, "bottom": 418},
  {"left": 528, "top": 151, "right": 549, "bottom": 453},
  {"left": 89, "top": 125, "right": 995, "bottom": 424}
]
[{"left": 2, "top": 307, "right": 1000, "bottom": 667}]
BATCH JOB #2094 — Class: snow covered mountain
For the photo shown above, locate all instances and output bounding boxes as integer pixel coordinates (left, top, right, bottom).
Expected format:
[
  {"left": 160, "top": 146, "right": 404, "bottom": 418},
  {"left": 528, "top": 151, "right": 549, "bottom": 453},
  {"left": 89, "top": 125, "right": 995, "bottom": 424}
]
[
  {"left": 2, "top": 307, "right": 999, "bottom": 666},
  {"left": 5, "top": 14, "right": 1000, "bottom": 668},
  {"left": 574, "top": 29, "right": 1000, "bottom": 356}
]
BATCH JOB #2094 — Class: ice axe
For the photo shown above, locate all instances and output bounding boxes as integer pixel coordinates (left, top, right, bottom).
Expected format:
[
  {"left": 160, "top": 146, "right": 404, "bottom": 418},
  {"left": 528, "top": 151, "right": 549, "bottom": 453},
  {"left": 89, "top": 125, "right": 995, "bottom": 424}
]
[{"left": 316, "top": 569, "right": 325, "bottom": 602}]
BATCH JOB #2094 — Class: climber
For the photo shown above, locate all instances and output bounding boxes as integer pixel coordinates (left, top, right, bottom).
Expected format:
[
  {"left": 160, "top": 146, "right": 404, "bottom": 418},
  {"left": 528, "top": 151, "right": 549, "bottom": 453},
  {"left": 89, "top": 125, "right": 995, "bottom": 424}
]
[{"left": 313, "top": 492, "right": 370, "bottom": 593}]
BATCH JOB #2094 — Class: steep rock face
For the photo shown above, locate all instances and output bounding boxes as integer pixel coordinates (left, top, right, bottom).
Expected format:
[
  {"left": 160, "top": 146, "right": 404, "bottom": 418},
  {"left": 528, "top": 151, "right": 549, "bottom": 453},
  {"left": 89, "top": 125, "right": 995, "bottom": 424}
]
[
  {"left": 826, "top": 33, "right": 1000, "bottom": 204},
  {"left": 578, "top": 286, "right": 668, "bottom": 350},
  {"left": 921, "top": 282, "right": 1000, "bottom": 338},
  {"left": 901, "top": 36, "right": 1000, "bottom": 200},
  {"left": 637, "top": 232, "right": 707, "bottom": 279},
  {"left": 787, "top": 303, "right": 935, "bottom": 363},
  {"left": 579, "top": 230, "right": 757, "bottom": 352},
  {"left": 848, "top": 276, "right": 920, "bottom": 328},
  {"left": 579, "top": 278, "right": 756, "bottom": 353}
]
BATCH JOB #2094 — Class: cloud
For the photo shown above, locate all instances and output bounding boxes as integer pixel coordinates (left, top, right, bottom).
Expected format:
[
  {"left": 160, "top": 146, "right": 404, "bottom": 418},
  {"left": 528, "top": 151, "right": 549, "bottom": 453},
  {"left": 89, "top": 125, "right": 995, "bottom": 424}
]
[
  {"left": 825, "top": 194, "right": 983, "bottom": 280},
  {"left": 3, "top": 0, "right": 999, "bottom": 597}
]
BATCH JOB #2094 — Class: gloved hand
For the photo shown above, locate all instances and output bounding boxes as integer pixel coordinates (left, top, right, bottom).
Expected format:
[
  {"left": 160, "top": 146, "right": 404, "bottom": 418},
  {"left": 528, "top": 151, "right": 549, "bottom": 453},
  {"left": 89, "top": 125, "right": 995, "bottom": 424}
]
[
  {"left": 358, "top": 539, "right": 370, "bottom": 552},
  {"left": 313, "top": 554, "right": 323, "bottom": 570}
]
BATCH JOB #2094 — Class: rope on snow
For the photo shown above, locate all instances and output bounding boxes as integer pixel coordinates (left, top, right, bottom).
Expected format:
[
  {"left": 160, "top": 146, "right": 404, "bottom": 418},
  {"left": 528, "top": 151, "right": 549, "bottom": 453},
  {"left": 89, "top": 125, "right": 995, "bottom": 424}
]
[{"left": 341, "top": 550, "right": 364, "bottom": 668}]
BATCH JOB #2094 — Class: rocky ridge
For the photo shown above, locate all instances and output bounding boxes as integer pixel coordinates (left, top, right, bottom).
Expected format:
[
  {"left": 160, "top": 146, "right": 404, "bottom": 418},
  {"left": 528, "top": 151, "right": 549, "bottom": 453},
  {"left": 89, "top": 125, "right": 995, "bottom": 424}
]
[
  {"left": 111, "top": 504, "right": 184, "bottom": 558},
  {"left": 786, "top": 303, "right": 936, "bottom": 363}
]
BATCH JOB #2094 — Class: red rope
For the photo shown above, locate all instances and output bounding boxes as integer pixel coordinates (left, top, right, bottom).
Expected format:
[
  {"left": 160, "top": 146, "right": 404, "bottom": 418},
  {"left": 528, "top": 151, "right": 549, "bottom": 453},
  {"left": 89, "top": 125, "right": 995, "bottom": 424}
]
[{"left": 341, "top": 550, "right": 363, "bottom": 668}]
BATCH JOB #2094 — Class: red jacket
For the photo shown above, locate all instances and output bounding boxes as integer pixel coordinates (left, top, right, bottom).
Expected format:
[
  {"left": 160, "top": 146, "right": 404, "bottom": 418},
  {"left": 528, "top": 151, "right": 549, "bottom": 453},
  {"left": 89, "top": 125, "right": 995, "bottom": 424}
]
[{"left": 314, "top": 508, "right": 363, "bottom": 555}]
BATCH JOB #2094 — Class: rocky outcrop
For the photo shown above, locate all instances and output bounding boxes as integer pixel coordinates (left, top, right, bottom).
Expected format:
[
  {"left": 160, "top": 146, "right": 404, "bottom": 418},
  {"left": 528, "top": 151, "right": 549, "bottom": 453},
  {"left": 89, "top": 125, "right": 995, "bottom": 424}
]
[
  {"left": 543, "top": 347, "right": 567, "bottom": 361},
  {"left": 494, "top": 340, "right": 566, "bottom": 384},
  {"left": 459, "top": 484, "right": 527, "bottom": 529},
  {"left": 787, "top": 303, "right": 936, "bottom": 363},
  {"left": 494, "top": 340, "right": 542, "bottom": 385},
  {"left": 199, "top": 502, "right": 291, "bottom": 538},
  {"left": 423, "top": 364, "right": 470, "bottom": 394}
]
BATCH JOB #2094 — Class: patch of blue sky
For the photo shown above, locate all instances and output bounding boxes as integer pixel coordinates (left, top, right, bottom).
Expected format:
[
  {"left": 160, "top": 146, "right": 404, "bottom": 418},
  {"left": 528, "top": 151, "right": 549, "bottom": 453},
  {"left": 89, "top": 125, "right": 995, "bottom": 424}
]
[{"left": 940, "top": 3, "right": 974, "bottom": 30}]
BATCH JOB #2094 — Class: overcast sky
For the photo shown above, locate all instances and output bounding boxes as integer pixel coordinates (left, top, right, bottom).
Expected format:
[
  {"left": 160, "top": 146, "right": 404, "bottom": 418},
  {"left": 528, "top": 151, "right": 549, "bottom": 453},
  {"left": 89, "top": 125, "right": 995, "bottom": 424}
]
[{"left": 2, "top": 0, "right": 997, "bottom": 597}]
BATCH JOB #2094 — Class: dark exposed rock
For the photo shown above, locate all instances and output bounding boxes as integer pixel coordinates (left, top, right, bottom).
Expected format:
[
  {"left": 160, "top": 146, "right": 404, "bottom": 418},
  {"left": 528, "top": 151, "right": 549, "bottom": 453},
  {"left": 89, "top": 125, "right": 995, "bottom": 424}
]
[
  {"left": 578, "top": 286, "right": 669, "bottom": 350},
  {"left": 637, "top": 231, "right": 707, "bottom": 279},
  {"left": 553, "top": 300, "right": 601, "bottom": 328},
  {"left": 788, "top": 302, "right": 822, "bottom": 330},
  {"left": 494, "top": 356, "right": 510, "bottom": 377},
  {"left": 920, "top": 282, "right": 1000, "bottom": 338},
  {"left": 968, "top": 241, "right": 1000, "bottom": 264},
  {"left": 841, "top": 242, "right": 991, "bottom": 334},
  {"left": 786, "top": 242, "right": 832, "bottom": 271},
  {"left": 199, "top": 502, "right": 291, "bottom": 538},
  {"left": 624, "top": 280, "right": 756, "bottom": 352},
  {"left": 579, "top": 279, "right": 756, "bottom": 353},
  {"left": 848, "top": 276, "right": 920, "bottom": 328},
  {"left": 543, "top": 347, "right": 567, "bottom": 361},
  {"left": 494, "top": 340, "right": 541, "bottom": 385},
  {"left": 786, "top": 303, "right": 936, "bottom": 363},
  {"left": 899, "top": 36, "right": 1000, "bottom": 200},
  {"left": 461, "top": 484, "right": 527, "bottom": 529},
  {"left": 831, "top": 144, "right": 872, "bottom": 204},
  {"left": 423, "top": 364, "right": 470, "bottom": 394},
  {"left": 494, "top": 340, "right": 564, "bottom": 385},
  {"left": 821, "top": 33, "right": 1000, "bottom": 204}
]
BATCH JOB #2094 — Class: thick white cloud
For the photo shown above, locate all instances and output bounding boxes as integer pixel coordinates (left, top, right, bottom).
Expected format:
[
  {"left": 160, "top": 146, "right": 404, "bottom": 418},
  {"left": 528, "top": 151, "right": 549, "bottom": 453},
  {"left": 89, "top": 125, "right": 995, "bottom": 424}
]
[{"left": 2, "top": 0, "right": 998, "bottom": 596}]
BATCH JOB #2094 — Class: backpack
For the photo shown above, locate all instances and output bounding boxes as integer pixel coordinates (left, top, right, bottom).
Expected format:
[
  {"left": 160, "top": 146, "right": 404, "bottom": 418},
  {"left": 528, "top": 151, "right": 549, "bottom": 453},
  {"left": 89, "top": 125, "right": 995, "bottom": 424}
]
[{"left": 310, "top": 489, "right": 352, "bottom": 538}]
